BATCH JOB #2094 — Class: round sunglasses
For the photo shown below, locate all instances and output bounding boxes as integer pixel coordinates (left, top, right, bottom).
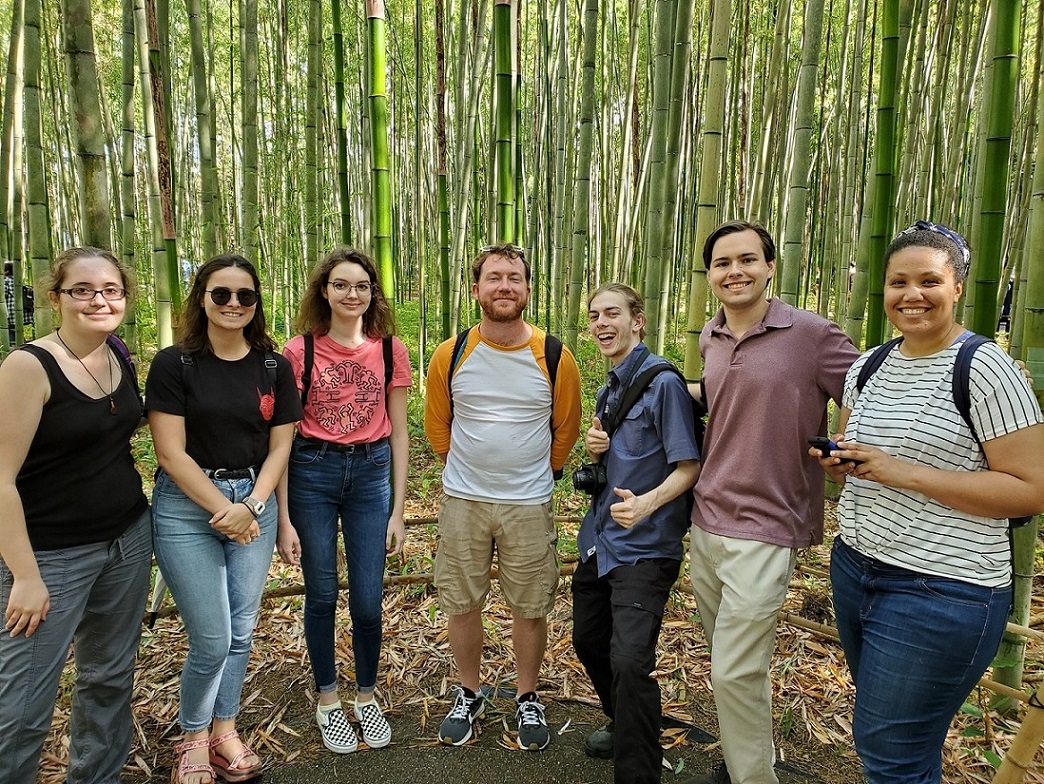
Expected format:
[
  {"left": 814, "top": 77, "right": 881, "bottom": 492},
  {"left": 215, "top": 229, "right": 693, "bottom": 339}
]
[{"left": 206, "top": 287, "right": 259, "bottom": 307}]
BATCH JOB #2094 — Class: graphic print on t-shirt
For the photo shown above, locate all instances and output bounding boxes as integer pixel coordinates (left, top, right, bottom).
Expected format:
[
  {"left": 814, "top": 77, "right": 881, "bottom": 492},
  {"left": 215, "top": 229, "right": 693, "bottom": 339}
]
[
  {"left": 258, "top": 387, "right": 275, "bottom": 421},
  {"left": 312, "top": 359, "right": 381, "bottom": 433}
]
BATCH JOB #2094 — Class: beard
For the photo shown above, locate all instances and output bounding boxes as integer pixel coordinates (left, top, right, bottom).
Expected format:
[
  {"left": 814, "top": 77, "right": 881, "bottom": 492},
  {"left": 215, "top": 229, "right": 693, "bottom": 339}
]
[{"left": 479, "top": 296, "right": 527, "bottom": 322}]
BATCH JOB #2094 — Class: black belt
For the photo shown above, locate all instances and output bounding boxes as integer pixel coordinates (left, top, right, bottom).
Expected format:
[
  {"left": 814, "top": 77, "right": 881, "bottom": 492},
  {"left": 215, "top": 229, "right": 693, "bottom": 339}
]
[
  {"left": 202, "top": 466, "right": 260, "bottom": 480},
  {"left": 298, "top": 436, "right": 388, "bottom": 453}
]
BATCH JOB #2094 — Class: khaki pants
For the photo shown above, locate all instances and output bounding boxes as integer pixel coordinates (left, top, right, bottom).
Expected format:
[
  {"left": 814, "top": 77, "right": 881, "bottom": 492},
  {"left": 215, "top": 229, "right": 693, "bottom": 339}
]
[{"left": 688, "top": 526, "right": 797, "bottom": 784}]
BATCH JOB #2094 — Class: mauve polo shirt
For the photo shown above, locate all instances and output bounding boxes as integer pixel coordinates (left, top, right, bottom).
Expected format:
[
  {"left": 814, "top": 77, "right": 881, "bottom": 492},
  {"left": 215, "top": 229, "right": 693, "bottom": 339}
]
[{"left": 693, "top": 298, "right": 859, "bottom": 548}]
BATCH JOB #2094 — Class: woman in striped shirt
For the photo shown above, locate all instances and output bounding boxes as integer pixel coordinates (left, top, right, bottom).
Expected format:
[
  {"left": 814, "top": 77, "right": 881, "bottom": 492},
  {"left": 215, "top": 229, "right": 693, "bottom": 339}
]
[{"left": 813, "top": 221, "right": 1044, "bottom": 784}]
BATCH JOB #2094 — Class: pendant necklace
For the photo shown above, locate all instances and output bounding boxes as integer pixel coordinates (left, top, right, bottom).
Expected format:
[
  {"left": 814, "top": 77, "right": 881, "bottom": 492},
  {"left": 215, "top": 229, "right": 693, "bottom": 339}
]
[{"left": 56, "top": 330, "right": 117, "bottom": 414}]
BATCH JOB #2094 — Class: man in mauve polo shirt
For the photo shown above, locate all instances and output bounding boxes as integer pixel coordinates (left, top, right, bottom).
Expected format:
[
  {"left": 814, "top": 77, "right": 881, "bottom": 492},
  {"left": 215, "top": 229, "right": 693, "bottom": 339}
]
[{"left": 684, "top": 221, "right": 859, "bottom": 784}]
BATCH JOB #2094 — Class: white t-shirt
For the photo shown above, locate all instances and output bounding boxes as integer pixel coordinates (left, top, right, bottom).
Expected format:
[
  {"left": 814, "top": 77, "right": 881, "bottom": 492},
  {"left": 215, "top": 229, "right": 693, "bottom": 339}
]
[
  {"left": 839, "top": 338, "right": 1041, "bottom": 587},
  {"left": 442, "top": 339, "right": 554, "bottom": 504}
]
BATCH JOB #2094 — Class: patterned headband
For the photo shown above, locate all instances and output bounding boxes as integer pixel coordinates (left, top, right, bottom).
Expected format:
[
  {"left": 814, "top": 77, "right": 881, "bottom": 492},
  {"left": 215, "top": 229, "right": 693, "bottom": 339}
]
[{"left": 894, "top": 220, "right": 971, "bottom": 275}]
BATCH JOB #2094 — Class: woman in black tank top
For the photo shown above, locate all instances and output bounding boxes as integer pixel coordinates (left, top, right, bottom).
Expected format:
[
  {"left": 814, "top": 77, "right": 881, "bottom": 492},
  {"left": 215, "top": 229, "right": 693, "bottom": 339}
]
[{"left": 0, "top": 247, "right": 152, "bottom": 784}]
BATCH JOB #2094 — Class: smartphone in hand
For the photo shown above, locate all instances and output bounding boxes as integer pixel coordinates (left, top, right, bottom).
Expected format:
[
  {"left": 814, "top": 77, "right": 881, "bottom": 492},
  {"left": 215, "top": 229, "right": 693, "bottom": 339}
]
[{"left": 807, "top": 437, "right": 861, "bottom": 465}]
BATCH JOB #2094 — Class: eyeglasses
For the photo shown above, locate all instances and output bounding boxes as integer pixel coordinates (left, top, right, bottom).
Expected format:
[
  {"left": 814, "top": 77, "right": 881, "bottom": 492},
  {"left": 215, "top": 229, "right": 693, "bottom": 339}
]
[
  {"left": 207, "top": 287, "right": 259, "bottom": 307},
  {"left": 59, "top": 286, "right": 127, "bottom": 301},
  {"left": 327, "top": 281, "right": 372, "bottom": 296}
]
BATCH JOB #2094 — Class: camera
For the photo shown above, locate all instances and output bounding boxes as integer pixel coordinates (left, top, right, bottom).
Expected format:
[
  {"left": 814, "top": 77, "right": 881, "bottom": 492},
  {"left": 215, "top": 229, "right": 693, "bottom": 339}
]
[{"left": 572, "top": 463, "right": 608, "bottom": 495}]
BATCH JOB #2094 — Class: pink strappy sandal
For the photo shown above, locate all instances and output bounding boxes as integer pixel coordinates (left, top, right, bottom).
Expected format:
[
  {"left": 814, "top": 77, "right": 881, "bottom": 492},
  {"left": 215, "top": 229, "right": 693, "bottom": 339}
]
[
  {"left": 209, "top": 730, "right": 263, "bottom": 782},
  {"left": 172, "top": 738, "right": 215, "bottom": 784}
]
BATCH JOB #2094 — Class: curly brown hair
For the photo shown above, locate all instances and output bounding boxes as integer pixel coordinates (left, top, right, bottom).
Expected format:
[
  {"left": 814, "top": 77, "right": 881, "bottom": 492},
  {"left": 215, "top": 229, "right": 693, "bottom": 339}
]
[
  {"left": 294, "top": 247, "right": 395, "bottom": 338},
  {"left": 176, "top": 253, "right": 275, "bottom": 355}
]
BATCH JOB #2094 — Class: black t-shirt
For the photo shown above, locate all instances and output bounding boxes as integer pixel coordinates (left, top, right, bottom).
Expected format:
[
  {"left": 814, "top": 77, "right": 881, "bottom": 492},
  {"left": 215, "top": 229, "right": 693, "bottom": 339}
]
[
  {"left": 17, "top": 344, "right": 148, "bottom": 550},
  {"left": 145, "top": 346, "right": 302, "bottom": 469}
]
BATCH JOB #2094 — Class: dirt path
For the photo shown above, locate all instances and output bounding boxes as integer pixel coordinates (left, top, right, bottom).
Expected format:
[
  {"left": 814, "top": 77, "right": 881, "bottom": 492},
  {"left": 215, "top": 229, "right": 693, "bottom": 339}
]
[{"left": 207, "top": 699, "right": 831, "bottom": 784}]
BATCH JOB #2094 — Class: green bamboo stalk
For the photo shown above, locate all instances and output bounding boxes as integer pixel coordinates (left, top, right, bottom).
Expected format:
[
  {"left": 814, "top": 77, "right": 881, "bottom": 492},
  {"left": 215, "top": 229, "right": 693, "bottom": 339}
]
[
  {"left": 493, "top": 0, "right": 515, "bottom": 242},
  {"left": 63, "top": 0, "right": 111, "bottom": 249},
  {"left": 241, "top": 0, "right": 260, "bottom": 266},
  {"left": 685, "top": 0, "right": 731, "bottom": 379},
  {"left": 120, "top": 0, "right": 137, "bottom": 353},
  {"left": 367, "top": 0, "right": 395, "bottom": 299},
  {"left": 968, "top": 0, "right": 1019, "bottom": 337},
  {"left": 779, "top": 0, "right": 826, "bottom": 305},
  {"left": 640, "top": 0, "right": 674, "bottom": 352},
  {"left": 187, "top": 0, "right": 217, "bottom": 259},
  {"left": 864, "top": 0, "right": 900, "bottom": 348},
  {"left": 305, "top": 0, "right": 320, "bottom": 270},
  {"left": 333, "top": 0, "right": 351, "bottom": 243},
  {"left": 24, "top": 0, "right": 52, "bottom": 335},
  {"left": 564, "top": 0, "right": 598, "bottom": 353}
]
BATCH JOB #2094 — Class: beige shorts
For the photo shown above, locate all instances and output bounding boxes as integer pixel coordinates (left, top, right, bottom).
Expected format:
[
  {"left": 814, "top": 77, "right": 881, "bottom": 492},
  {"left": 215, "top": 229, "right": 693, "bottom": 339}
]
[{"left": 434, "top": 494, "right": 559, "bottom": 618}]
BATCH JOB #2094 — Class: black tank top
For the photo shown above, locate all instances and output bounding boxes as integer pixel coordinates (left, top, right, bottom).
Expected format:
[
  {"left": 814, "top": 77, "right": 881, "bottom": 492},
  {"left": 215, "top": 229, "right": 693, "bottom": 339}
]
[{"left": 16, "top": 343, "right": 148, "bottom": 550}]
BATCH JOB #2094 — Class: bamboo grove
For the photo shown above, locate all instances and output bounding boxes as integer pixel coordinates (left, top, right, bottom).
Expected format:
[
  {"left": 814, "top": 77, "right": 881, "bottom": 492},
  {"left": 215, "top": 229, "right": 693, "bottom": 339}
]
[{"left": 0, "top": 0, "right": 1042, "bottom": 693}]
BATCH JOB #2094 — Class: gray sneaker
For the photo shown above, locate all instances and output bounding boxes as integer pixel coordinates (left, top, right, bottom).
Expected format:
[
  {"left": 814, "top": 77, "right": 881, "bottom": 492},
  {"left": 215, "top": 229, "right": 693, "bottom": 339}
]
[
  {"left": 515, "top": 694, "right": 550, "bottom": 751},
  {"left": 439, "top": 685, "right": 485, "bottom": 745},
  {"left": 583, "top": 721, "right": 614, "bottom": 758}
]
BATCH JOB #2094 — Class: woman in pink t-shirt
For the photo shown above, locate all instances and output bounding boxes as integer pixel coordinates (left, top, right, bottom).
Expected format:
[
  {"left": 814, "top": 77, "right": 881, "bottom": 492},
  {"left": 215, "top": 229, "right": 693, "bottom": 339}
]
[{"left": 276, "top": 247, "right": 411, "bottom": 755}]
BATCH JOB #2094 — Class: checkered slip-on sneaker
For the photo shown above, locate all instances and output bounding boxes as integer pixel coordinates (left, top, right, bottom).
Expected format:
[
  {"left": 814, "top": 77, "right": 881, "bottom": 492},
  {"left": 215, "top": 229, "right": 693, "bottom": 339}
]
[
  {"left": 315, "top": 703, "right": 358, "bottom": 754},
  {"left": 354, "top": 698, "right": 392, "bottom": 748}
]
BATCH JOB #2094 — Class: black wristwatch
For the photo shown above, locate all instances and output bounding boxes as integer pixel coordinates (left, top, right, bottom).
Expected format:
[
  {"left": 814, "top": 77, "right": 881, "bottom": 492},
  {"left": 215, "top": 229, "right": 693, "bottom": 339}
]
[{"left": 241, "top": 496, "right": 266, "bottom": 517}]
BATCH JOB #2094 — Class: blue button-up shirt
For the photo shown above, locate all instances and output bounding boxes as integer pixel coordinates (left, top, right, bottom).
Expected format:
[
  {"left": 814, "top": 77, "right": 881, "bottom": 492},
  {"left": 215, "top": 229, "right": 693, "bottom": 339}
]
[{"left": 577, "top": 344, "right": 700, "bottom": 576}]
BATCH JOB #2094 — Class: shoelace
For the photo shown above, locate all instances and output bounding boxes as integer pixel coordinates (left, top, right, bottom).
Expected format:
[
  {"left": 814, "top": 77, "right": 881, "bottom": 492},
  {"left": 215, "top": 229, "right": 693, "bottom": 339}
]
[
  {"left": 516, "top": 700, "right": 545, "bottom": 726},
  {"left": 447, "top": 688, "right": 476, "bottom": 719}
]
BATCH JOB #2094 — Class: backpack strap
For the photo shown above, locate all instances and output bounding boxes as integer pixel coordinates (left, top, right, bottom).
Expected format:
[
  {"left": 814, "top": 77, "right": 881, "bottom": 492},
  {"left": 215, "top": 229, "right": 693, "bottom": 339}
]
[
  {"left": 545, "top": 333, "right": 562, "bottom": 388},
  {"left": 951, "top": 332, "right": 991, "bottom": 441},
  {"left": 182, "top": 349, "right": 277, "bottom": 395},
  {"left": 383, "top": 335, "right": 393, "bottom": 389},
  {"left": 106, "top": 334, "right": 138, "bottom": 390},
  {"left": 264, "top": 350, "right": 278, "bottom": 390},
  {"left": 301, "top": 333, "right": 314, "bottom": 406},
  {"left": 447, "top": 327, "right": 474, "bottom": 420},
  {"left": 856, "top": 337, "right": 903, "bottom": 393}
]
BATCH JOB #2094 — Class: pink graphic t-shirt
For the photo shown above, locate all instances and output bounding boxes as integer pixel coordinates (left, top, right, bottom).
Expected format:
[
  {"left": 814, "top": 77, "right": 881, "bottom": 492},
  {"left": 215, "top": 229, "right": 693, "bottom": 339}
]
[{"left": 283, "top": 333, "right": 412, "bottom": 444}]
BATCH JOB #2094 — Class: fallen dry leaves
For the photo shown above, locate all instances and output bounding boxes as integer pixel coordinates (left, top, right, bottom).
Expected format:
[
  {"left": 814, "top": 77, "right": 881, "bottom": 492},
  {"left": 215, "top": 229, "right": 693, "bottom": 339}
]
[{"left": 32, "top": 504, "right": 1044, "bottom": 784}]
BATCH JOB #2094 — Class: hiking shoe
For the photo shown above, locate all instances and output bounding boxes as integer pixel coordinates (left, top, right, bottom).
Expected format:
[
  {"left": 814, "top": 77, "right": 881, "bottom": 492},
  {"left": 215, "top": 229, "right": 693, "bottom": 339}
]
[
  {"left": 439, "top": 685, "right": 485, "bottom": 745},
  {"left": 679, "top": 762, "right": 732, "bottom": 784},
  {"left": 583, "top": 720, "right": 614, "bottom": 758},
  {"left": 354, "top": 697, "right": 392, "bottom": 748},
  {"left": 315, "top": 703, "right": 358, "bottom": 754},
  {"left": 514, "top": 692, "right": 550, "bottom": 751}
]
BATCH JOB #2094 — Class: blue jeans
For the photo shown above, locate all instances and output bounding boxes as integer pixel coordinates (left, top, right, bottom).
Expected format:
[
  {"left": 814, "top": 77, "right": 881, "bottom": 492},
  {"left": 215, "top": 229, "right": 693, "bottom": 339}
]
[
  {"left": 0, "top": 508, "right": 152, "bottom": 784},
  {"left": 831, "top": 537, "right": 1011, "bottom": 784},
  {"left": 287, "top": 436, "right": 392, "bottom": 693},
  {"left": 152, "top": 469, "right": 277, "bottom": 732}
]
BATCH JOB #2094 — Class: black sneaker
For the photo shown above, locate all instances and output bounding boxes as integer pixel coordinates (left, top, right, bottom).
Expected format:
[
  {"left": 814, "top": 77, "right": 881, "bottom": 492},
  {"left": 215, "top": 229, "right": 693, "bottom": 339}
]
[
  {"left": 583, "top": 721, "right": 614, "bottom": 758},
  {"left": 514, "top": 692, "right": 550, "bottom": 751},
  {"left": 678, "top": 762, "right": 732, "bottom": 784},
  {"left": 439, "top": 685, "right": 485, "bottom": 745}
]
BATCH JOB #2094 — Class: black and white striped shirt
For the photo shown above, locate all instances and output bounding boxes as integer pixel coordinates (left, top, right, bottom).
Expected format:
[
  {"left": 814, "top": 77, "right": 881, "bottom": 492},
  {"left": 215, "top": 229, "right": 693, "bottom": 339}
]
[{"left": 839, "top": 339, "right": 1041, "bottom": 587}]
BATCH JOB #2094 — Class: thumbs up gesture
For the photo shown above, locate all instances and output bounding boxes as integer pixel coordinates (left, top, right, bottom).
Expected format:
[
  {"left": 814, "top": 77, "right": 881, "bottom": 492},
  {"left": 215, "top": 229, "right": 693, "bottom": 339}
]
[
  {"left": 585, "top": 415, "right": 610, "bottom": 459},
  {"left": 610, "top": 487, "right": 648, "bottom": 528}
]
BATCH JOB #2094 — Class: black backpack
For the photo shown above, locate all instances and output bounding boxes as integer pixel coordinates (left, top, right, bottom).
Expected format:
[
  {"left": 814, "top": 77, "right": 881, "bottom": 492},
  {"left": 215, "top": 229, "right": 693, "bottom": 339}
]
[
  {"left": 855, "top": 332, "right": 1031, "bottom": 529},
  {"left": 299, "top": 333, "right": 393, "bottom": 406},
  {"left": 446, "top": 325, "right": 563, "bottom": 417},
  {"left": 598, "top": 351, "right": 706, "bottom": 460}
]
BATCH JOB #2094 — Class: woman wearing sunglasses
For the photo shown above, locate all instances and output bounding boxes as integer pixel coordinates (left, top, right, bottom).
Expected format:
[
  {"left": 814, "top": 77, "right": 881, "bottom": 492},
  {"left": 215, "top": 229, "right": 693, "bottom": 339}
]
[
  {"left": 275, "top": 247, "right": 410, "bottom": 754},
  {"left": 0, "top": 247, "right": 151, "bottom": 784},
  {"left": 146, "top": 254, "right": 301, "bottom": 784}
]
